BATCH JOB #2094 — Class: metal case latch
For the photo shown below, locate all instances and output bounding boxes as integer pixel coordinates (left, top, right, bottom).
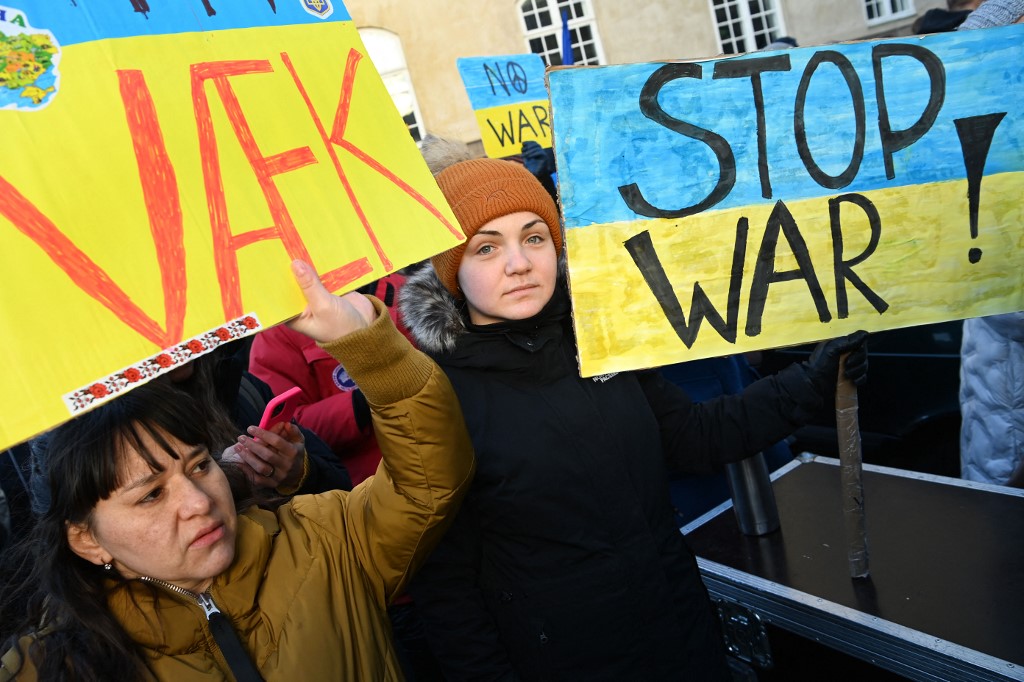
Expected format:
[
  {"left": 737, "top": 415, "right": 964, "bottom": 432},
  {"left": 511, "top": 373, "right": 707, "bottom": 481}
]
[{"left": 715, "top": 598, "right": 773, "bottom": 669}]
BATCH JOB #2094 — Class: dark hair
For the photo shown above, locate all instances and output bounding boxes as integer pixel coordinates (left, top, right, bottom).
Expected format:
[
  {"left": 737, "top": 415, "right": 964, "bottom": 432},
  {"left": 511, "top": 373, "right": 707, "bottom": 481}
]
[
  {"left": 165, "top": 343, "right": 248, "bottom": 454},
  {"left": 0, "top": 381, "right": 253, "bottom": 680}
]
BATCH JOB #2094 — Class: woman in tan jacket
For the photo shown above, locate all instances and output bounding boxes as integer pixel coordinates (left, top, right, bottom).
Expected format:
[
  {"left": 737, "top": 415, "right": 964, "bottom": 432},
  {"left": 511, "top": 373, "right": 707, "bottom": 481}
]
[{"left": 0, "top": 261, "right": 474, "bottom": 681}]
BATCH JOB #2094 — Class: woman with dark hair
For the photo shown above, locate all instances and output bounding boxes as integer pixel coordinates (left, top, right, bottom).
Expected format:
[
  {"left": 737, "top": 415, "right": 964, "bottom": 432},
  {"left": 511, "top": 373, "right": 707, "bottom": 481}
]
[{"left": 0, "top": 261, "right": 474, "bottom": 680}]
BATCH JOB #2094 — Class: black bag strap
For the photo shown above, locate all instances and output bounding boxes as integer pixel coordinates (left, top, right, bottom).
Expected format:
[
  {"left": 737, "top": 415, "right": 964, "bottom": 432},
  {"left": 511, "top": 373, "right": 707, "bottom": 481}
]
[
  {"left": 197, "top": 593, "right": 264, "bottom": 682},
  {"left": 208, "top": 611, "right": 264, "bottom": 682}
]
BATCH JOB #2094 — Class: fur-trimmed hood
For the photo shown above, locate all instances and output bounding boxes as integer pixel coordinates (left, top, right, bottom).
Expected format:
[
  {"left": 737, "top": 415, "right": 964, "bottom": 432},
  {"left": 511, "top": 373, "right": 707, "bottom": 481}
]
[{"left": 399, "top": 264, "right": 468, "bottom": 356}]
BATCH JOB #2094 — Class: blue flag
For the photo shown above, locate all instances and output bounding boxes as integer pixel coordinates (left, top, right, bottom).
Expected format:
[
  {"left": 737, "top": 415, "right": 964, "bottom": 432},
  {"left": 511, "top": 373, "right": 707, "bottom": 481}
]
[{"left": 561, "top": 10, "right": 574, "bottom": 65}]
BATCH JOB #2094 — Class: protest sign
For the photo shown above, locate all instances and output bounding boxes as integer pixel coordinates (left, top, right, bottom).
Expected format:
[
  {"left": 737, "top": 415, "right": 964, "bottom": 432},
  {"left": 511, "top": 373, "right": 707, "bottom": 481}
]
[
  {"left": 549, "top": 25, "right": 1023, "bottom": 377},
  {"left": 457, "top": 53, "right": 551, "bottom": 158},
  {"left": 0, "top": 1, "right": 464, "bottom": 451}
]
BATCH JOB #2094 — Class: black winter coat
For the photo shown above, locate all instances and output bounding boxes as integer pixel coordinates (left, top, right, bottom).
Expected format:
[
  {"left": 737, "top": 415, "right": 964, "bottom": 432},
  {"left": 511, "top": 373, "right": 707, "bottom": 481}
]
[{"left": 401, "top": 270, "right": 824, "bottom": 681}]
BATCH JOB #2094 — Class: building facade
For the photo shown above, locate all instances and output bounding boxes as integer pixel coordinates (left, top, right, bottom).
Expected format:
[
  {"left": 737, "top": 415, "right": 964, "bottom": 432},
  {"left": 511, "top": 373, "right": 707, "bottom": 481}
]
[{"left": 346, "top": 0, "right": 947, "bottom": 148}]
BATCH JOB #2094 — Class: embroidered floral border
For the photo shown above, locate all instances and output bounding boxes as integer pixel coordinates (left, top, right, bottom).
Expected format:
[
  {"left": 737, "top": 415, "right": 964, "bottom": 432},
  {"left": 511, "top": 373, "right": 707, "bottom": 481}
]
[{"left": 63, "top": 313, "right": 262, "bottom": 414}]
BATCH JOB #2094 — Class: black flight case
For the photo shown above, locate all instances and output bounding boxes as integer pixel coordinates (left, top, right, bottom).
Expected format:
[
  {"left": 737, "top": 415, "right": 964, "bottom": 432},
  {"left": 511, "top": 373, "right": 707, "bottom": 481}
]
[{"left": 683, "top": 456, "right": 1024, "bottom": 681}]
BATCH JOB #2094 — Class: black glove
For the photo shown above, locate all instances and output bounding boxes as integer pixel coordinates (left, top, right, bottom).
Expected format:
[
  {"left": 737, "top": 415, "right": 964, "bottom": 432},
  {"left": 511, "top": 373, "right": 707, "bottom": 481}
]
[
  {"left": 521, "top": 141, "right": 556, "bottom": 178},
  {"left": 804, "top": 330, "right": 869, "bottom": 397}
]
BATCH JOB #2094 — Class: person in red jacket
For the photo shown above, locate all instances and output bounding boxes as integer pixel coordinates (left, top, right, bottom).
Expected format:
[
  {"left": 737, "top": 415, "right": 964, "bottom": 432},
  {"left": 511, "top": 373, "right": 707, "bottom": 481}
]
[{"left": 248, "top": 274, "right": 413, "bottom": 486}]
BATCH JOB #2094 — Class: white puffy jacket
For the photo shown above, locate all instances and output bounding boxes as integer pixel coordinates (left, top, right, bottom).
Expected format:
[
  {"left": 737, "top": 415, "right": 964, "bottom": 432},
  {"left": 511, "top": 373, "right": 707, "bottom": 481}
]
[{"left": 959, "top": 312, "right": 1024, "bottom": 484}]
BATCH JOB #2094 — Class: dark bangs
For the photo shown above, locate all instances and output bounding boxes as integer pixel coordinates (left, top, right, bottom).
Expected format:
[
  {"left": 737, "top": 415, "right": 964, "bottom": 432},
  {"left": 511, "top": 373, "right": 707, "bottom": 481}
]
[{"left": 44, "top": 382, "right": 215, "bottom": 525}]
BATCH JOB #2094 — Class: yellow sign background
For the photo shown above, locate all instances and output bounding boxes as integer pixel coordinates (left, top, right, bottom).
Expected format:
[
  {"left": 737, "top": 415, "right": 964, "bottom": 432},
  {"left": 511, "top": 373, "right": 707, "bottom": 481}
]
[
  {"left": 568, "top": 174, "right": 1023, "bottom": 376},
  {"left": 0, "top": 22, "right": 463, "bottom": 449}
]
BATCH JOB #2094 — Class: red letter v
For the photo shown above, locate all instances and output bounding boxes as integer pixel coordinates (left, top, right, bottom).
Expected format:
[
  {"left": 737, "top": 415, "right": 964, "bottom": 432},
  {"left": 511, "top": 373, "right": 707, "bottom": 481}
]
[{"left": 0, "top": 70, "right": 186, "bottom": 350}]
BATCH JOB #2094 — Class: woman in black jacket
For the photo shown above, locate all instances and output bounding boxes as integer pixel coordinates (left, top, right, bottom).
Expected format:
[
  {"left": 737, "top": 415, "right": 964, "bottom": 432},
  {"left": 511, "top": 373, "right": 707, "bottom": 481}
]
[{"left": 401, "top": 157, "right": 867, "bottom": 681}]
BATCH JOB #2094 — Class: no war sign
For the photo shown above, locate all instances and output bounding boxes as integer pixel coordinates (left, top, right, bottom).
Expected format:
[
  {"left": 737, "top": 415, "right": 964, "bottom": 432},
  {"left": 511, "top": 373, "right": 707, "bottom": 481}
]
[
  {"left": 0, "top": 1, "right": 462, "bottom": 451},
  {"left": 457, "top": 54, "right": 551, "bottom": 158},
  {"left": 549, "top": 25, "right": 1023, "bottom": 377}
]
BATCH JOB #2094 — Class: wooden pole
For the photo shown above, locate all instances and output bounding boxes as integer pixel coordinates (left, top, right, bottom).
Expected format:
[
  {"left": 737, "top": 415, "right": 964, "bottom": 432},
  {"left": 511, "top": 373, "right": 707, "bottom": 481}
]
[{"left": 836, "top": 354, "right": 869, "bottom": 579}]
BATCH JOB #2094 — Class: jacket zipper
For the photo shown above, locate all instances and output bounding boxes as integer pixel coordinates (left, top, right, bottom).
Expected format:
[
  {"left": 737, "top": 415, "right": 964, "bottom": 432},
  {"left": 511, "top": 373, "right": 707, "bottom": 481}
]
[
  {"left": 138, "top": 577, "right": 263, "bottom": 681},
  {"left": 138, "top": 576, "right": 221, "bottom": 617}
]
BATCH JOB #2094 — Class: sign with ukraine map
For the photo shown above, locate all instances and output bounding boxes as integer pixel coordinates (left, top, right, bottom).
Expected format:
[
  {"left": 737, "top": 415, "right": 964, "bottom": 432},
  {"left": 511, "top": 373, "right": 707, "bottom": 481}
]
[
  {"left": 0, "top": 1, "right": 464, "bottom": 451},
  {"left": 549, "top": 25, "right": 1024, "bottom": 377}
]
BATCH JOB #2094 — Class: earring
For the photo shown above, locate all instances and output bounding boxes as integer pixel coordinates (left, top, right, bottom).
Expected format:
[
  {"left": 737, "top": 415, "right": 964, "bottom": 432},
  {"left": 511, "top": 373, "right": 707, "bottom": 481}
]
[{"left": 103, "top": 562, "right": 112, "bottom": 571}]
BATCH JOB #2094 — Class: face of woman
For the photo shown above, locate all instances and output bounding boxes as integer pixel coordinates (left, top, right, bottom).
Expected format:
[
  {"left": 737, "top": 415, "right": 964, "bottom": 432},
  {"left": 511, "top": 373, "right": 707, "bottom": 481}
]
[
  {"left": 457, "top": 211, "right": 557, "bottom": 326},
  {"left": 67, "top": 428, "right": 237, "bottom": 594}
]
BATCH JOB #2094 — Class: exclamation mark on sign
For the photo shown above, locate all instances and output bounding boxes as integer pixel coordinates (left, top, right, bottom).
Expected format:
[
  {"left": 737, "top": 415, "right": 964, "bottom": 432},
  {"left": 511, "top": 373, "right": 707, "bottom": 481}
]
[{"left": 954, "top": 113, "right": 1007, "bottom": 264}]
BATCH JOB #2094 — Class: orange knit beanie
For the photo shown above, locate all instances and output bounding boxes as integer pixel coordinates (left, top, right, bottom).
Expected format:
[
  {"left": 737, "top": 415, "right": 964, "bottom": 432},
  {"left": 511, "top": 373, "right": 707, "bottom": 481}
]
[{"left": 431, "top": 158, "right": 562, "bottom": 297}]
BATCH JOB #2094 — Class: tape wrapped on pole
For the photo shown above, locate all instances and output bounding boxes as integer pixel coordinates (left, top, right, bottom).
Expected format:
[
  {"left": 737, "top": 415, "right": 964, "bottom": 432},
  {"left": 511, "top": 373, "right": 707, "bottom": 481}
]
[{"left": 836, "top": 354, "right": 870, "bottom": 579}]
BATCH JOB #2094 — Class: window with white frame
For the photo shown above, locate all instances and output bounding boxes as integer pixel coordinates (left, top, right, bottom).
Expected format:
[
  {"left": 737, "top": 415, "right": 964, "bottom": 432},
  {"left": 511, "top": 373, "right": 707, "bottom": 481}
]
[
  {"left": 520, "top": 0, "right": 604, "bottom": 67},
  {"left": 358, "top": 28, "right": 425, "bottom": 142},
  {"left": 863, "top": 0, "right": 915, "bottom": 24},
  {"left": 711, "top": 0, "right": 786, "bottom": 55}
]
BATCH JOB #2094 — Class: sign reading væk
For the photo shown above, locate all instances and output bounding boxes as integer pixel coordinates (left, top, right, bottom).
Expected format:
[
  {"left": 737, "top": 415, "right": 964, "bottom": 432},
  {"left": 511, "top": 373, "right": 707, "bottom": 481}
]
[{"left": 0, "top": 1, "right": 464, "bottom": 450}]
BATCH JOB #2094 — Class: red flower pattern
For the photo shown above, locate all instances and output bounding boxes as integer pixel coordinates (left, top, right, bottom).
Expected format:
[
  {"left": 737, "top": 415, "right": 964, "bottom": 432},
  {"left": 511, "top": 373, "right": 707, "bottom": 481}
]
[{"left": 72, "top": 315, "right": 263, "bottom": 414}]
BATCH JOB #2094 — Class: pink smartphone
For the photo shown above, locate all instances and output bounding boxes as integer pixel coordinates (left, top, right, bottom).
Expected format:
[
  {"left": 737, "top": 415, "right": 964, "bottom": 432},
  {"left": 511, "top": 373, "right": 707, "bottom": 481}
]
[{"left": 258, "top": 386, "right": 304, "bottom": 431}]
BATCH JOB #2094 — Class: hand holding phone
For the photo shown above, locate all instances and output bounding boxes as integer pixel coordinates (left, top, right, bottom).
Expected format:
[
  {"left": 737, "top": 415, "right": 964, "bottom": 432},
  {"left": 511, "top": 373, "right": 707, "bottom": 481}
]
[{"left": 258, "top": 386, "right": 304, "bottom": 431}]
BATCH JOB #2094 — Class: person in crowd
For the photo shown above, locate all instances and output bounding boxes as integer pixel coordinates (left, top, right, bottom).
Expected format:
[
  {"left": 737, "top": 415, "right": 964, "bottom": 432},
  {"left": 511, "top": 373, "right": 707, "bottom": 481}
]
[
  {"left": 913, "top": 0, "right": 985, "bottom": 33},
  {"left": 18, "top": 339, "right": 352, "bottom": 545},
  {"left": 248, "top": 275, "right": 410, "bottom": 487},
  {"left": 958, "top": 0, "right": 1023, "bottom": 26},
  {"left": 0, "top": 445, "right": 32, "bottom": 554},
  {"left": 400, "top": 156, "right": 868, "bottom": 680},
  {"left": 168, "top": 340, "right": 352, "bottom": 495},
  {"left": 960, "top": 312, "right": 1024, "bottom": 487},
  {"left": 519, "top": 140, "right": 558, "bottom": 202},
  {"left": 0, "top": 260, "right": 474, "bottom": 680},
  {"left": 762, "top": 35, "right": 798, "bottom": 49},
  {"left": 958, "top": 0, "right": 1024, "bottom": 489}
]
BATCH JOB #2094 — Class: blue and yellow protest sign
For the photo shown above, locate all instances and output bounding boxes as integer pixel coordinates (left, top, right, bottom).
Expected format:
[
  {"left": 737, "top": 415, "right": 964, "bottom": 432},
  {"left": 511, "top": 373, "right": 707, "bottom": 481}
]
[
  {"left": 549, "top": 25, "right": 1024, "bottom": 377},
  {"left": 0, "top": 1, "right": 464, "bottom": 451},
  {"left": 457, "top": 53, "right": 551, "bottom": 158}
]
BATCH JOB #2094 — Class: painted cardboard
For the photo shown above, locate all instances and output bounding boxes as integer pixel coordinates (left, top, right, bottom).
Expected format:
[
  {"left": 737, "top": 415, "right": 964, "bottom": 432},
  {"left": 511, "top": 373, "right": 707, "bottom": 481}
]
[
  {"left": 457, "top": 53, "right": 551, "bottom": 158},
  {"left": 548, "top": 25, "right": 1023, "bottom": 377},
  {"left": 0, "top": 1, "right": 464, "bottom": 450}
]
